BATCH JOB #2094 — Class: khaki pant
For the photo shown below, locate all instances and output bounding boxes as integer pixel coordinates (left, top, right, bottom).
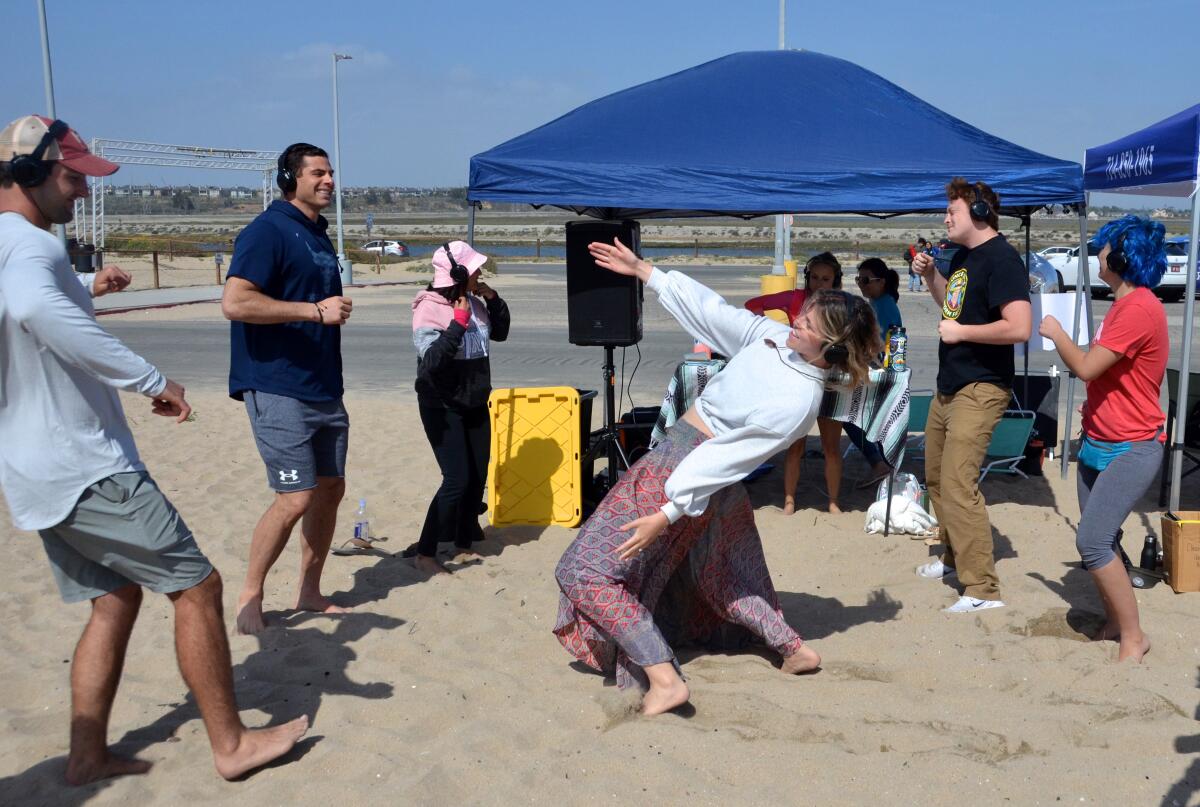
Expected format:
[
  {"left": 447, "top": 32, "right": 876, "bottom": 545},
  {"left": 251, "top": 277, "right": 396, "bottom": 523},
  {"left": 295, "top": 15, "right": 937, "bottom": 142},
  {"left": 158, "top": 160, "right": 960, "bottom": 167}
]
[{"left": 924, "top": 382, "right": 1011, "bottom": 600}]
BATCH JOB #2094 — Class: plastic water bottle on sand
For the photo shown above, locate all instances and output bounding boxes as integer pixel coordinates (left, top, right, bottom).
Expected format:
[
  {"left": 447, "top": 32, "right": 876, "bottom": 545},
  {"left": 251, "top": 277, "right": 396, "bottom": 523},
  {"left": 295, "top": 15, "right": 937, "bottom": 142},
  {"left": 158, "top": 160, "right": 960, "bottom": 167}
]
[{"left": 353, "top": 499, "right": 371, "bottom": 542}]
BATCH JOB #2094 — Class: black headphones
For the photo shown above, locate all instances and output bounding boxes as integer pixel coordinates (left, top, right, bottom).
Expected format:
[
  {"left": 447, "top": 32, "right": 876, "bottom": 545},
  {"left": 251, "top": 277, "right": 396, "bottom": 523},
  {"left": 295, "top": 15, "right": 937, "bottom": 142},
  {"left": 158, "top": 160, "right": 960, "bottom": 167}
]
[
  {"left": 823, "top": 342, "right": 849, "bottom": 365},
  {"left": 803, "top": 252, "right": 843, "bottom": 289},
  {"left": 442, "top": 242, "right": 470, "bottom": 284},
  {"left": 1106, "top": 234, "right": 1128, "bottom": 276},
  {"left": 8, "top": 119, "right": 68, "bottom": 188},
  {"left": 968, "top": 183, "right": 993, "bottom": 222},
  {"left": 276, "top": 149, "right": 297, "bottom": 195}
]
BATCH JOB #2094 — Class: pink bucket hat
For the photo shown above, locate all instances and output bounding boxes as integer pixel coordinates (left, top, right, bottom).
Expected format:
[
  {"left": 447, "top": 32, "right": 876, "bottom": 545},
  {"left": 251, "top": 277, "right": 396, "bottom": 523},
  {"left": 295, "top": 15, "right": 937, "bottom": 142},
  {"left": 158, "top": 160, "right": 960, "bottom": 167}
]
[{"left": 431, "top": 240, "right": 488, "bottom": 288}]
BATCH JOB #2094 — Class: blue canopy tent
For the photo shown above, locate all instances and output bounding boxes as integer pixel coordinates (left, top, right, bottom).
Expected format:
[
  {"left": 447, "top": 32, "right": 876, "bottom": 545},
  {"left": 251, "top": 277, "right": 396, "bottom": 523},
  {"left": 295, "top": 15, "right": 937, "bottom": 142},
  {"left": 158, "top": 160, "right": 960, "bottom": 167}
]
[
  {"left": 466, "top": 50, "right": 1087, "bottom": 505},
  {"left": 469, "top": 50, "right": 1082, "bottom": 218},
  {"left": 1082, "top": 104, "right": 1200, "bottom": 511}
]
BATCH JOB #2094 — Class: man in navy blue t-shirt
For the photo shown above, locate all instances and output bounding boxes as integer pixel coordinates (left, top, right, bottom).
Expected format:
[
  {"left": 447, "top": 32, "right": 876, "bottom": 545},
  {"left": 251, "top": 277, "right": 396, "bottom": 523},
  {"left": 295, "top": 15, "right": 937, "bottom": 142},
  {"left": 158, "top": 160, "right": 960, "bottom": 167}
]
[{"left": 221, "top": 142, "right": 353, "bottom": 635}]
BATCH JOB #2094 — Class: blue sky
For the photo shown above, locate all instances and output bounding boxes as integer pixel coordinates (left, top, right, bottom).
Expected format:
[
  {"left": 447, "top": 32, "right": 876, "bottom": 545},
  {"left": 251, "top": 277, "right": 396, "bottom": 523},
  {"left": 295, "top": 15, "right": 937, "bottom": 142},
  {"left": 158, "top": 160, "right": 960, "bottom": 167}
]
[{"left": 3, "top": 0, "right": 1196, "bottom": 207}]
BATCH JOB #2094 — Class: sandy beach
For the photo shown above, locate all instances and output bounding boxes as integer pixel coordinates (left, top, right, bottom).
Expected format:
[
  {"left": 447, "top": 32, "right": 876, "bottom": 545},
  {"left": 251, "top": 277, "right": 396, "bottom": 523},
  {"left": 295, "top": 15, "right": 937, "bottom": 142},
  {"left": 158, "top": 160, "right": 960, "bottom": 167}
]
[{"left": 2, "top": 287, "right": 1199, "bottom": 806}]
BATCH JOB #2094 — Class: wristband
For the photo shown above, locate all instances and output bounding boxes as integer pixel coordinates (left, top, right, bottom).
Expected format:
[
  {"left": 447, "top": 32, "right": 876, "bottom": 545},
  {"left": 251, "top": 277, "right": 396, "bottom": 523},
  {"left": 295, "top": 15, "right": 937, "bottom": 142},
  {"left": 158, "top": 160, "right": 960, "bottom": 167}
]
[
  {"left": 453, "top": 308, "right": 470, "bottom": 327},
  {"left": 314, "top": 302, "right": 324, "bottom": 323}
]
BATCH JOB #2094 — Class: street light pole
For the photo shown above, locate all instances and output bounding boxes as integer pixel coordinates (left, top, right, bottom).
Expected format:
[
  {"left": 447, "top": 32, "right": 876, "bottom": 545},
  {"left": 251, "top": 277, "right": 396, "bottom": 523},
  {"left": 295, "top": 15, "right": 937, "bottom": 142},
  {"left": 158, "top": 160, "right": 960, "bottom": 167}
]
[
  {"left": 37, "top": 0, "right": 68, "bottom": 246},
  {"left": 332, "top": 52, "right": 353, "bottom": 286},
  {"left": 773, "top": 0, "right": 790, "bottom": 275}
]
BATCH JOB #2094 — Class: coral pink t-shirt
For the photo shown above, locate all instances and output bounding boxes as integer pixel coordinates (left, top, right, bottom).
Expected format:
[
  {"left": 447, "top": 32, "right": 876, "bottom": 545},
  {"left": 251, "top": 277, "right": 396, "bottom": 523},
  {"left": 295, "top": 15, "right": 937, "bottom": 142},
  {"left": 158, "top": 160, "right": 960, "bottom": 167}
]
[{"left": 1081, "top": 286, "right": 1167, "bottom": 443}]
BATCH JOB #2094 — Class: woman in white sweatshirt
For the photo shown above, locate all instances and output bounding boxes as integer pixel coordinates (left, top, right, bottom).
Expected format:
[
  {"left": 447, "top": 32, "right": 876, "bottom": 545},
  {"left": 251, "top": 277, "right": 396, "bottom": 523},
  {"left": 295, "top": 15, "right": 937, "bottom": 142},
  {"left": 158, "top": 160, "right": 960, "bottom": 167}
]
[{"left": 553, "top": 238, "right": 881, "bottom": 716}]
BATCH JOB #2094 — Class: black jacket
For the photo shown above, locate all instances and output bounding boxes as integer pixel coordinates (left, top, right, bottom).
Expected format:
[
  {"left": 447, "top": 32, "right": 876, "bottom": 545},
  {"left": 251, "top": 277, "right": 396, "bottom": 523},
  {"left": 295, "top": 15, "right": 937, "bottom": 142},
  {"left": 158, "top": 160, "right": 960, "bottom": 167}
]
[{"left": 413, "top": 293, "right": 510, "bottom": 409}]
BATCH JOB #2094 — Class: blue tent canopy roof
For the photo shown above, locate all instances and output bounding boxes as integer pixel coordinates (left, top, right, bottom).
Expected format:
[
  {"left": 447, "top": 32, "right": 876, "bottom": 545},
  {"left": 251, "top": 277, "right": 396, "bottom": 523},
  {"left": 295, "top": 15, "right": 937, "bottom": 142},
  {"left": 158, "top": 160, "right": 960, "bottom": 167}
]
[
  {"left": 469, "top": 50, "right": 1083, "bottom": 219},
  {"left": 1084, "top": 103, "right": 1200, "bottom": 197}
]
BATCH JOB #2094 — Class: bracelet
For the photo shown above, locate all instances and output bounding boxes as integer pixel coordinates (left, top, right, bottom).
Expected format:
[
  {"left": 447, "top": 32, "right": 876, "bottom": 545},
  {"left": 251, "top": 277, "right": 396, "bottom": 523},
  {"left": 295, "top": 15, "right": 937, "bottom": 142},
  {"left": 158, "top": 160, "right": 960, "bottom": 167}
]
[{"left": 314, "top": 302, "right": 323, "bottom": 323}]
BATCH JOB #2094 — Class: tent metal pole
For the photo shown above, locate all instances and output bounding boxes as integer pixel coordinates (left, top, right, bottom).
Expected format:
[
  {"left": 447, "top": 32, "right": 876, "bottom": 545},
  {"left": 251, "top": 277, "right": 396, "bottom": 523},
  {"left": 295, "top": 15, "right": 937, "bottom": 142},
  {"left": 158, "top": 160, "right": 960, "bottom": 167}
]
[
  {"left": 467, "top": 201, "right": 477, "bottom": 247},
  {"left": 1023, "top": 213, "right": 1031, "bottom": 408},
  {"left": 1061, "top": 204, "right": 1091, "bottom": 478},
  {"left": 1168, "top": 189, "right": 1200, "bottom": 512}
]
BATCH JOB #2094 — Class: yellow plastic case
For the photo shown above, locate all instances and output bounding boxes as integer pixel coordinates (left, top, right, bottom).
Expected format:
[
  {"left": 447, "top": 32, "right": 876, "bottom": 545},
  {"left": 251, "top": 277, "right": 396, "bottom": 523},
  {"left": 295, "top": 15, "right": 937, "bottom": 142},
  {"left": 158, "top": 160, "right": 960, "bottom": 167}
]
[{"left": 487, "top": 387, "right": 591, "bottom": 528}]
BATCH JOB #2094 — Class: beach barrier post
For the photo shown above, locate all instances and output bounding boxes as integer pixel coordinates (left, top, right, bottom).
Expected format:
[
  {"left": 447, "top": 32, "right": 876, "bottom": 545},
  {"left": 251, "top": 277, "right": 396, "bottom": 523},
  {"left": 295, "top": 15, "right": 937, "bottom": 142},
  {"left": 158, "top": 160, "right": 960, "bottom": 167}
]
[
  {"left": 152, "top": 251, "right": 159, "bottom": 289},
  {"left": 536, "top": 237, "right": 541, "bottom": 258}
]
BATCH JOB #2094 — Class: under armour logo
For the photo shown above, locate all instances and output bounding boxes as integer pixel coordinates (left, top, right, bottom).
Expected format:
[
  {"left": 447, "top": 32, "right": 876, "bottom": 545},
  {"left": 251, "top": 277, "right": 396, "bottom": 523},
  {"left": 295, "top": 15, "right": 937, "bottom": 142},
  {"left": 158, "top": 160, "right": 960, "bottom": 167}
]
[{"left": 278, "top": 469, "right": 300, "bottom": 484}]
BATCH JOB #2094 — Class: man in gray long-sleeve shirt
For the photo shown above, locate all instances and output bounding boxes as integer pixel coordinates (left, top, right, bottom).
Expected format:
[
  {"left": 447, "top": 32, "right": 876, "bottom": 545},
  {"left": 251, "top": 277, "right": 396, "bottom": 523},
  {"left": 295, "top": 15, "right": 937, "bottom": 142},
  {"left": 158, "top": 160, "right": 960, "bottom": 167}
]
[{"left": 0, "top": 115, "right": 307, "bottom": 786}]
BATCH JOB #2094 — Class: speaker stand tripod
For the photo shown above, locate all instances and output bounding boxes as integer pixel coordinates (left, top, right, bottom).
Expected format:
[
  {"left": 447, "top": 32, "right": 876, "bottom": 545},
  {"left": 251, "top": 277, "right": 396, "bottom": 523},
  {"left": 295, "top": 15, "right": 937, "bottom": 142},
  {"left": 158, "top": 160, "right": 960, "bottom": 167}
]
[{"left": 582, "top": 345, "right": 632, "bottom": 501}]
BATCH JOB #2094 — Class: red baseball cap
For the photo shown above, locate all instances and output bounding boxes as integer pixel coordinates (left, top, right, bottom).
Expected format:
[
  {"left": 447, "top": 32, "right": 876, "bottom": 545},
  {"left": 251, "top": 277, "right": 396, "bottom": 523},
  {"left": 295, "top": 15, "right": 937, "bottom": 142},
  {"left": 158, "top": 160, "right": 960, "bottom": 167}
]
[{"left": 0, "top": 115, "right": 118, "bottom": 177}]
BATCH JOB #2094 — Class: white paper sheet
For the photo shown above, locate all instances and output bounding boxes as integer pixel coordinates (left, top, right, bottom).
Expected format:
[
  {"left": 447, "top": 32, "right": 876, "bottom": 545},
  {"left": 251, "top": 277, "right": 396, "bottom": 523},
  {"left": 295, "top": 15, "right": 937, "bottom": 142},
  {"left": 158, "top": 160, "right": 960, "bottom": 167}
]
[{"left": 1015, "top": 292, "right": 1091, "bottom": 356}]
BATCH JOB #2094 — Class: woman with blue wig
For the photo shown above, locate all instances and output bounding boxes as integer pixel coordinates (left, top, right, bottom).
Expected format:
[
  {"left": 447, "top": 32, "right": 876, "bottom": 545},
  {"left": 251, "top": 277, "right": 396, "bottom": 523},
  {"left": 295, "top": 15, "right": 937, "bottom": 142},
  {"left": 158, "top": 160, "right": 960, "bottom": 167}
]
[{"left": 1038, "top": 215, "right": 1167, "bottom": 663}]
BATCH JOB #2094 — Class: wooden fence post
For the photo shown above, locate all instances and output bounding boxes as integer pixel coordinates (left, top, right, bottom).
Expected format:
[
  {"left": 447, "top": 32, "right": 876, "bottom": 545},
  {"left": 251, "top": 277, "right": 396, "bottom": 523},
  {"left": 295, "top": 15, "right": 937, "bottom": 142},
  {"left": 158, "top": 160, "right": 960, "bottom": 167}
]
[
  {"left": 694, "top": 238, "right": 699, "bottom": 258},
  {"left": 536, "top": 237, "right": 541, "bottom": 259},
  {"left": 152, "top": 251, "right": 160, "bottom": 289}
]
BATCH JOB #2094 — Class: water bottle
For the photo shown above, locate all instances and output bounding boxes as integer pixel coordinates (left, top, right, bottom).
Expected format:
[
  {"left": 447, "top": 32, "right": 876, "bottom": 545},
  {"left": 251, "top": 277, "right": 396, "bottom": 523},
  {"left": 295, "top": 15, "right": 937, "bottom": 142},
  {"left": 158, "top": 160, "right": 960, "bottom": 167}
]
[
  {"left": 1139, "top": 534, "right": 1158, "bottom": 571},
  {"left": 353, "top": 499, "right": 371, "bottom": 542},
  {"left": 889, "top": 328, "right": 908, "bottom": 370},
  {"left": 883, "top": 325, "right": 896, "bottom": 367}
]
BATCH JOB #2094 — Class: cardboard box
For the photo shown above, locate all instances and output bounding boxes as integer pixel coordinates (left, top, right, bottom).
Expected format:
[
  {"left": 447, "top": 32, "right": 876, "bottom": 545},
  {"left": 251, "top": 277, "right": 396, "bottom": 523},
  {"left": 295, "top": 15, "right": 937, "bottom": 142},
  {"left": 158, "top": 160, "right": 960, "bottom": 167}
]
[{"left": 1161, "top": 512, "right": 1200, "bottom": 593}]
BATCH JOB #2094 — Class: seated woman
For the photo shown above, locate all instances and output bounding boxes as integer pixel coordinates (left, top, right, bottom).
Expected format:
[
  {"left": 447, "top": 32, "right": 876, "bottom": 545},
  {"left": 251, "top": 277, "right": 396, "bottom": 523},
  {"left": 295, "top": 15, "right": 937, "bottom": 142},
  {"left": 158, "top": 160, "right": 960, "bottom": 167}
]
[
  {"left": 846, "top": 258, "right": 905, "bottom": 486},
  {"left": 554, "top": 238, "right": 880, "bottom": 715},
  {"left": 1039, "top": 215, "right": 1167, "bottom": 663},
  {"left": 744, "top": 252, "right": 848, "bottom": 513}
]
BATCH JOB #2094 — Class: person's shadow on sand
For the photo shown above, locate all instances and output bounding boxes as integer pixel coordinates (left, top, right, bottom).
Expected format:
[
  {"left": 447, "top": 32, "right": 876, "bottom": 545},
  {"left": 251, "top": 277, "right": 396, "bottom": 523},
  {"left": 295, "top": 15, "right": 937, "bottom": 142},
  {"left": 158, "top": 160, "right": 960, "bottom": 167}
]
[
  {"left": 0, "top": 608, "right": 402, "bottom": 804},
  {"left": 1163, "top": 667, "right": 1200, "bottom": 807}
]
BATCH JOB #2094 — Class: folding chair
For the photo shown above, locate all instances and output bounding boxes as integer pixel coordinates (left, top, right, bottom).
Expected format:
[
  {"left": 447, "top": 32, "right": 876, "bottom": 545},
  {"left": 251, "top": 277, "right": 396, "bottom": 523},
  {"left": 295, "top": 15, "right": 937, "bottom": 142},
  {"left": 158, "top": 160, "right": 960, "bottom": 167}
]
[
  {"left": 905, "top": 390, "right": 934, "bottom": 461},
  {"left": 979, "top": 410, "right": 1036, "bottom": 482}
]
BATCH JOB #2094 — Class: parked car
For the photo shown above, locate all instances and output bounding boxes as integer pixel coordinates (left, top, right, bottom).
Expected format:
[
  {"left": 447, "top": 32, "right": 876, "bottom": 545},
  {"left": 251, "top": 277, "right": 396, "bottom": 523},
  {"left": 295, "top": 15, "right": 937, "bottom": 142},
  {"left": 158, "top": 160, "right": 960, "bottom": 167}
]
[
  {"left": 362, "top": 239, "right": 409, "bottom": 257},
  {"left": 1159, "top": 237, "right": 1191, "bottom": 302},
  {"left": 1042, "top": 238, "right": 1188, "bottom": 302},
  {"left": 1041, "top": 243, "right": 1103, "bottom": 296}
]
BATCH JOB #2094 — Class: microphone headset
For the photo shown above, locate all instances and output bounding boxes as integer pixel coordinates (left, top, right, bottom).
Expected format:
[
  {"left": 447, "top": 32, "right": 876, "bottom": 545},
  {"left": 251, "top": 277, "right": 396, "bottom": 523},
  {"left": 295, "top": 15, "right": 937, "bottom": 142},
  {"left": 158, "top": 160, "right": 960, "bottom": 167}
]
[
  {"left": 442, "top": 242, "right": 470, "bottom": 284},
  {"left": 8, "top": 119, "right": 69, "bottom": 188},
  {"left": 968, "top": 183, "right": 994, "bottom": 222}
]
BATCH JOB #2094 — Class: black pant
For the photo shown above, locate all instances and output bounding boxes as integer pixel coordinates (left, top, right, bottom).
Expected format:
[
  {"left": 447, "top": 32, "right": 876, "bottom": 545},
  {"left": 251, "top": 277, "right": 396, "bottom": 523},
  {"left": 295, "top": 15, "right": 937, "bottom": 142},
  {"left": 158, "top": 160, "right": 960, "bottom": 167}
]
[{"left": 417, "top": 403, "right": 490, "bottom": 556}]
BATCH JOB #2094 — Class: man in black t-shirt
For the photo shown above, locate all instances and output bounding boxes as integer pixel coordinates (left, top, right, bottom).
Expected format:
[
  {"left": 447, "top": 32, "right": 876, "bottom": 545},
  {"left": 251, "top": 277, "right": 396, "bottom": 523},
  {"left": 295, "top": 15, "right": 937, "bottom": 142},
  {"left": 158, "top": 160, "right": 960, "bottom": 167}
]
[{"left": 912, "top": 178, "right": 1031, "bottom": 613}]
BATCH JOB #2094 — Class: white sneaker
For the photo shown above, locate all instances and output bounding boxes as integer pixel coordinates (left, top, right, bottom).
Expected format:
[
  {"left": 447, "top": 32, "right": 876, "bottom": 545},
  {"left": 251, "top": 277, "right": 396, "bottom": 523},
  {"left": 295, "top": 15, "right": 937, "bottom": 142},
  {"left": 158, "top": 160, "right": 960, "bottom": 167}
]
[
  {"left": 916, "top": 559, "right": 956, "bottom": 579},
  {"left": 942, "top": 595, "right": 1005, "bottom": 613}
]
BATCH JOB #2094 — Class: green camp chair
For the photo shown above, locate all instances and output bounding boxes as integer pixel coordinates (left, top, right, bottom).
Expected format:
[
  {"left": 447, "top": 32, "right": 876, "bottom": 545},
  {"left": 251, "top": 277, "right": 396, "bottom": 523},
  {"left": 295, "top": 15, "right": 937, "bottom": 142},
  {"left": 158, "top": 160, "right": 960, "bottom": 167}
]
[
  {"left": 979, "top": 410, "right": 1036, "bottom": 482},
  {"left": 905, "top": 390, "right": 934, "bottom": 460}
]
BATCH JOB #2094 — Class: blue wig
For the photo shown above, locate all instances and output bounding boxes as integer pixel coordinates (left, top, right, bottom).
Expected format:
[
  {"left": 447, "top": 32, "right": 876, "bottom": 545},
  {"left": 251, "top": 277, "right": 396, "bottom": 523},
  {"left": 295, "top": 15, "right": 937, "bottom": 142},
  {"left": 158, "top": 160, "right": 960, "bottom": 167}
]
[{"left": 1091, "top": 214, "right": 1167, "bottom": 289}]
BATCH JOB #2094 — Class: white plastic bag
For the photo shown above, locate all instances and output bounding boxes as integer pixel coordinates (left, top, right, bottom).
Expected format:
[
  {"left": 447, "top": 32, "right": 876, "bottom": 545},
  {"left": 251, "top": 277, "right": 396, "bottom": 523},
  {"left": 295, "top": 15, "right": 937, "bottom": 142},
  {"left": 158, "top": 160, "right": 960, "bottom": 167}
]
[{"left": 864, "top": 473, "right": 938, "bottom": 536}]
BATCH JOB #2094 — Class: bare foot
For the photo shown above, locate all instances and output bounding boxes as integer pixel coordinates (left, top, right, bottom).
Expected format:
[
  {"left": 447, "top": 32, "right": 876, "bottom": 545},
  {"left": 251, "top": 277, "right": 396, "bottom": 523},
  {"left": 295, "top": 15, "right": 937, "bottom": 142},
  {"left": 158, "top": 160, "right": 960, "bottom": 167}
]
[
  {"left": 65, "top": 752, "right": 153, "bottom": 786},
  {"left": 827, "top": 501, "right": 842, "bottom": 515},
  {"left": 213, "top": 716, "right": 309, "bottom": 781},
  {"left": 411, "top": 554, "right": 451, "bottom": 576},
  {"left": 448, "top": 546, "right": 481, "bottom": 561},
  {"left": 1094, "top": 622, "right": 1120, "bottom": 642},
  {"left": 782, "top": 498, "right": 796, "bottom": 516},
  {"left": 641, "top": 679, "right": 690, "bottom": 716},
  {"left": 781, "top": 645, "right": 822, "bottom": 674},
  {"left": 294, "top": 593, "right": 351, "bottom": 615},
  {"left": 235, "top": 593, "right": 266, "bottom": 635},
  {"left": 1117, "top": 632, "right": 1151, "bottom": 663}
]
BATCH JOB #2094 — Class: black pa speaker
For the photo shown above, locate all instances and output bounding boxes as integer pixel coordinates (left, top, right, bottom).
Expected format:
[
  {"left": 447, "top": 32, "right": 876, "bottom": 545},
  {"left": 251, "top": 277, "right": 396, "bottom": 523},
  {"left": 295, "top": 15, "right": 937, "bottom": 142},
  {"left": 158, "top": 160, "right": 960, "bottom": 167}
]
[{"left": 566, "top": 220, "right": 643, "bottom": 346}]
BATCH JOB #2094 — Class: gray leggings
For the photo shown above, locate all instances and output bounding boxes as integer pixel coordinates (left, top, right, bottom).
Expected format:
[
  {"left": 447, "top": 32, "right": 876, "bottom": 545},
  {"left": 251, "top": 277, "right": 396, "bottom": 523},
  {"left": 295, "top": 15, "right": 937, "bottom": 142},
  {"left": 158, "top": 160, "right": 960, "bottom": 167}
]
[{"left": 1076, "top": 437, "right": 1162, "bottom": 571}]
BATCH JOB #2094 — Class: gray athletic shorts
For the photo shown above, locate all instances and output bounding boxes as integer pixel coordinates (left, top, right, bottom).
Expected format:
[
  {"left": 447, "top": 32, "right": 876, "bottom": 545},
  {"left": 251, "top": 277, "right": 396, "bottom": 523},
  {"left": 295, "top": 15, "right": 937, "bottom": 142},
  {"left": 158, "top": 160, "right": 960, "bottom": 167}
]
[
  {"left": 38, "top": 471, "right": 213, "bottom": 604},
  {"left": 244, "top": 390, "right": 349, "bottom": 492}
]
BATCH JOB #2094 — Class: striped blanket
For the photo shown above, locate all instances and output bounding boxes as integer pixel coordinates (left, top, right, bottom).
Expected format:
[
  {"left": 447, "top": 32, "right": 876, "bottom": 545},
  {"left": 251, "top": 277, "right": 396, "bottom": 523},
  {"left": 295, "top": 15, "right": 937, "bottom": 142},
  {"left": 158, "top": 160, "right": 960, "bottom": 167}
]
[{"left": 650, "top": 360, "right": 911, "bottom": 469}]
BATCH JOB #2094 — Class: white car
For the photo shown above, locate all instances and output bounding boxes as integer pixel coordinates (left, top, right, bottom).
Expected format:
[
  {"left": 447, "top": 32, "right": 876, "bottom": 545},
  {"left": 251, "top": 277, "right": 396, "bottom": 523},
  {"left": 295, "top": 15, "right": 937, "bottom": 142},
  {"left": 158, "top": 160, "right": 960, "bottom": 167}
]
[
  {"left": 362, "top": 239, "right": 409, "bottom": 257},
  {"left": 1041, "top": 244, "right": 1103, "bottom": 296},
  {"left": 1162, "top": 238, "right": 1193, "bottom": 301},
  {"left": 1042, "top": 241, "right": 1187, "bottom": 302}
]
